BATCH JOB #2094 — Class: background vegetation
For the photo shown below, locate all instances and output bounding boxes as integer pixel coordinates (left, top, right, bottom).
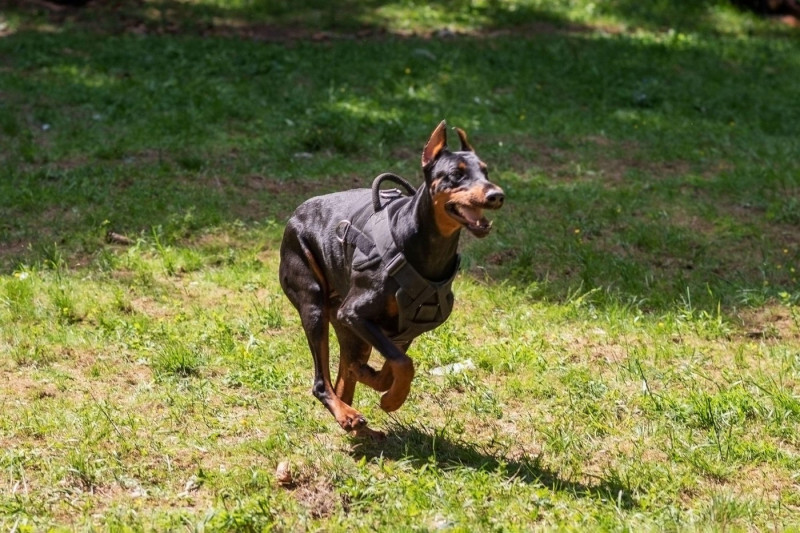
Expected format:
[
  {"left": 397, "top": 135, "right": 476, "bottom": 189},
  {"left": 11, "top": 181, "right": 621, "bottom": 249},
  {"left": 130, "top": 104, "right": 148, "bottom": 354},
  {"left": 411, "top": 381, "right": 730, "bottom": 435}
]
[{"left": 1, "top": 0, "right": 799, "bottom": 530}]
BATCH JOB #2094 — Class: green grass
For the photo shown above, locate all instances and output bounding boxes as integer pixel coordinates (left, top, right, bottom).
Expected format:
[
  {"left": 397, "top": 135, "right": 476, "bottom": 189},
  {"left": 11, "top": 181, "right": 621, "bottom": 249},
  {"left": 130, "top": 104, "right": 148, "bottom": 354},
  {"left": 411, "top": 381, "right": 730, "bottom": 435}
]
[{"left": 1, "top": 0, "right": 800, "bottom": 530}]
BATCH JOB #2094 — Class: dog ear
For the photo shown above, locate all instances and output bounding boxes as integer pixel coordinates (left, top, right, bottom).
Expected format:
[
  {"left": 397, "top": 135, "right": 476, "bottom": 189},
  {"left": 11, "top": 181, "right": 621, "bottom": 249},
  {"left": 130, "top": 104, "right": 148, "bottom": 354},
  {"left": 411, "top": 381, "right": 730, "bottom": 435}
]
[
  {"left": 454, "top": 127, "right": 474, "bottom": 152},
  {"left": 422, "top": 120, "right": 447, "bottom": 167}
]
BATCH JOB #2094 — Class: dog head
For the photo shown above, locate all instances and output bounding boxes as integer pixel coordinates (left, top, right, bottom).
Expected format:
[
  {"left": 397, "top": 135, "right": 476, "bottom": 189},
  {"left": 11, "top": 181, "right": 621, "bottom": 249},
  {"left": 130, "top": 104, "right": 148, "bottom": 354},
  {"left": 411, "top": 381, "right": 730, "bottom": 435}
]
[{"left": 421, "top": 120, "right": 505, "bottom": 238}]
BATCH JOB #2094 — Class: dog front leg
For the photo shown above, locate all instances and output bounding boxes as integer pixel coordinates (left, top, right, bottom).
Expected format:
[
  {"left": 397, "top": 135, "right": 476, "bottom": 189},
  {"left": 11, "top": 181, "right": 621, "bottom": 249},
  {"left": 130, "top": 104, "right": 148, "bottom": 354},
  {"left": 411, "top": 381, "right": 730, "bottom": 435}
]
[
  {"left": 337, "top": 310, "right": 415, "bottom": 412},
  {"left": 349, "top": 358, "right": 393, "bottom": 393}
]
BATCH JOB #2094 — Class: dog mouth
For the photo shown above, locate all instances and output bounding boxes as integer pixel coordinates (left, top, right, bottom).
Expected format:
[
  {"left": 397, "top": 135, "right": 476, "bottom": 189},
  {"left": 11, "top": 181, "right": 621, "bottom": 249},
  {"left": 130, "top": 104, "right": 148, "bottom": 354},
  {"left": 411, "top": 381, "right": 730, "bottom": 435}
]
[{"left": 445, "top": 203, "right": 493, "bottom": 238}]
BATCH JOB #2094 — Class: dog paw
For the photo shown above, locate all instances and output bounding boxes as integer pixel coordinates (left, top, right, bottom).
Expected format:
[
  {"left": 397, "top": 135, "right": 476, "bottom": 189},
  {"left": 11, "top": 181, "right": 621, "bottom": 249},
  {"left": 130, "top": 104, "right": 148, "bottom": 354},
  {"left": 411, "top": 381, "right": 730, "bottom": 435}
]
[{"left": 337, "top": 411, "right": 367, "bottom": 431}]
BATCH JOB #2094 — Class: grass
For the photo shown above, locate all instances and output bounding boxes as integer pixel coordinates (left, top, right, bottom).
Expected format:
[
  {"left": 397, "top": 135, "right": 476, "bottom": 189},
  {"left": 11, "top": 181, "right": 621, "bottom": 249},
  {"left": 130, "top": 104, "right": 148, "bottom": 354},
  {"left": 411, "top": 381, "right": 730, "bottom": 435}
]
[{"left": 1, "top": 0, "right": 800, "bottom": 530}]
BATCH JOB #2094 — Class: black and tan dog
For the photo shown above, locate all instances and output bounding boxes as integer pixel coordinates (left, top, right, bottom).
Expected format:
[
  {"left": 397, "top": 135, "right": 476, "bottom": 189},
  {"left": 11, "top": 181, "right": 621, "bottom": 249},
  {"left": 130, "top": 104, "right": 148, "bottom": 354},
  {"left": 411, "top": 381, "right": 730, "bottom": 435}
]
[{"left": 279, "top": 121, "right": 505, "bottom": 436}]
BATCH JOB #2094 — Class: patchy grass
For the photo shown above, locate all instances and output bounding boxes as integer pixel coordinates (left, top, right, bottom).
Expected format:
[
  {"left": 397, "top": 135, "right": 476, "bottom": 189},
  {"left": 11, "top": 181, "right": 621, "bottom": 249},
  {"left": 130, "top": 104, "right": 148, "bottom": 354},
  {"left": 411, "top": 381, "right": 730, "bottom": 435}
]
[{"left": 1, "top": 0, "right": 800, "bottom": 530}]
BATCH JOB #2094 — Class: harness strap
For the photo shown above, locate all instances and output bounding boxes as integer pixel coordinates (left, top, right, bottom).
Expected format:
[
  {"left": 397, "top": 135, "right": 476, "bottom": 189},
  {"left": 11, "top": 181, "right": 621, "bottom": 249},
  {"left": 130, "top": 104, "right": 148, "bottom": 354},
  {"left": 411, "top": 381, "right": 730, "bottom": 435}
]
[
  {"left": 335, "top": 220, "right": 375, "bottom": 256},
  {"left": 370, "top": 206, "right": 459, "bottom": 336},
  {"left": 336, "top": 174, "right": 459, "bottom": 342},
  {"left": 336, "top": 173, "right": 415, "bottom": 255},
  {"left": 386, "top": 254, "right": 436, "bottom": 308},
  {"left": 372, "top": 173, "right": 416, "bottom": 212}
]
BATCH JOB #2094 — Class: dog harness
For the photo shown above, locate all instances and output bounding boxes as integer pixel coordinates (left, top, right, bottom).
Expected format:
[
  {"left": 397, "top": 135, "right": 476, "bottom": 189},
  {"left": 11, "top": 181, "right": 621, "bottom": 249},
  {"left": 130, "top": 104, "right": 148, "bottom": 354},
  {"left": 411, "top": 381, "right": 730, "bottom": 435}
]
[{"left": 336, "top": 174, "right": 459, "bottom": 343}]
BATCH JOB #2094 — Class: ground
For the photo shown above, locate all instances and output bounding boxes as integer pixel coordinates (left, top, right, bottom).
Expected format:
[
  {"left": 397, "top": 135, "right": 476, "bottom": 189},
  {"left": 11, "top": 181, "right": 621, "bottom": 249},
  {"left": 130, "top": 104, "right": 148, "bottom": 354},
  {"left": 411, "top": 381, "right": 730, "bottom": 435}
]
[{"left": 1, "top": 0, "right": 800, "bottom": 530}]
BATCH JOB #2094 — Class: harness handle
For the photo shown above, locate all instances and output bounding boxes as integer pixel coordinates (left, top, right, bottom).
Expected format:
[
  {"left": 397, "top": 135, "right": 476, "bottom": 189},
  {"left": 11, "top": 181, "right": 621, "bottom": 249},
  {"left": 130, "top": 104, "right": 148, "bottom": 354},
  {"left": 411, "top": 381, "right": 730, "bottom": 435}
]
[{"left": 372, "top": 173, "right": 417, "bottom": 212}]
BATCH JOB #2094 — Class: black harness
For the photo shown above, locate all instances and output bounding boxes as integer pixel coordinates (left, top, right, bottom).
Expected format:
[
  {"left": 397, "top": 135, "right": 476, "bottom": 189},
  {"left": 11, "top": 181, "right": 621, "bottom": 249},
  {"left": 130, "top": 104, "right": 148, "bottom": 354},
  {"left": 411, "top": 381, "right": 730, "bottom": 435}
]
[{"left": 336, "top": 174, "right": 459, "bottom": 343}]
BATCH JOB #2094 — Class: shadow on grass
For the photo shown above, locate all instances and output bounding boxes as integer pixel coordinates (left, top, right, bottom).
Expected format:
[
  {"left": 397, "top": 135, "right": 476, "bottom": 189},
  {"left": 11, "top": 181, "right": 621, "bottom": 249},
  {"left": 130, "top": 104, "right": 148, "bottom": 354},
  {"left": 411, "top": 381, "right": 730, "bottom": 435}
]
[
  {"left": 348, "top": 422, "right": 637, "bottom": 509},
  {"left": 3, "top": 0, "right": 581, "bottom": 38},
  {"left": 1, "top": 1, "right": 798, "bottom": 311},
  {"left": 7, "top": 0, "right": 789, "bottom": 38}
]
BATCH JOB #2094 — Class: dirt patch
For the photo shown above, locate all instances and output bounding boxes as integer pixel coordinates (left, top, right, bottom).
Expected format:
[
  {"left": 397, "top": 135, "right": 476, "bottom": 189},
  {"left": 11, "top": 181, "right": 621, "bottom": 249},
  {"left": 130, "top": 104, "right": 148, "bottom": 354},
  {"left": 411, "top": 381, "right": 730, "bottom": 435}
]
[
  {"left": 203, "top": 22, "right": 387, "bottom": 44},
  {"left": 0, "top": 205, "right": 97, "bottom": 271},
  {"left": 289, "top": 478, "right": 341, "bottom": 519},
  {"left": 10, "top": 1, "right": 587, "bottom": 42},
  {"left": 242, "top": 174, "right": 363, "bottom": 196},
  {"left": 736, "top": 305, "right": 800, "bottom": 341},
  {"left": 0, "top": 370, "right": 53, "bottom": 404},
  {"left": 130, "top": 295, "right": 173, "bottom": 319},
  {"left": 0, "top": 240, "right": 30, "bottom": 268},
  {"left": 508, "top": 135, "right": 693, "bottom": 185},
  {"left": 737, "top": 464, "right": 798, "bottom": 502},
  {"left": 587, "top": 342, "right": 628, "bottom": 365}
]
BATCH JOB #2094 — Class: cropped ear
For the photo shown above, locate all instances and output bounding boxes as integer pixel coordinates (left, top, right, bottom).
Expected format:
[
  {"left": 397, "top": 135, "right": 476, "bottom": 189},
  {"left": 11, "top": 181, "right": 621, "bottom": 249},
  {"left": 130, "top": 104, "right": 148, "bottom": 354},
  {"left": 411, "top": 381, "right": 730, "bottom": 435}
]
[
  {"left": 422, "top": 120, "right": 447, "bottom": 168},
  {"left": 454, "top": 127, "right": 474, "bottom": 152}
]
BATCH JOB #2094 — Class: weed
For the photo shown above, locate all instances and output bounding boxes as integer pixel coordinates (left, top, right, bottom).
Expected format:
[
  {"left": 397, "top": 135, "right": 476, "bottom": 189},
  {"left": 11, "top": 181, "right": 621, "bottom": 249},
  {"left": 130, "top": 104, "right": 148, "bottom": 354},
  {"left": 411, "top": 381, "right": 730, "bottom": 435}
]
[
  {"left": 9, "top": 337, "right": 57, "bottom": 367},
  {"left": 151, "top": 339, "right": 206, "bottom": 379},
  {"left": 50, "top": 286, "right": 84, "bottom": 324},
  {"left": 2, "top": 273, "right": 36, "bottom": 318},
  {"left": 253, "top": 295, "right": 285, "bottom": 330}
]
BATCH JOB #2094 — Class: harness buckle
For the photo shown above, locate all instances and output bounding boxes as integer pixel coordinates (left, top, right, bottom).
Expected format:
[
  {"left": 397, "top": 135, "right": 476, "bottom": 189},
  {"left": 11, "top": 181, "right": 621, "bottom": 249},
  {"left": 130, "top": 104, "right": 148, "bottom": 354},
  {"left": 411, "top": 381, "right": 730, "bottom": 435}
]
[
  {"left": 335, "top": 220, "right": 351, "bottom": 244},
  {"left": 386, "top": 254, "right": 407, "bottom": 276}
]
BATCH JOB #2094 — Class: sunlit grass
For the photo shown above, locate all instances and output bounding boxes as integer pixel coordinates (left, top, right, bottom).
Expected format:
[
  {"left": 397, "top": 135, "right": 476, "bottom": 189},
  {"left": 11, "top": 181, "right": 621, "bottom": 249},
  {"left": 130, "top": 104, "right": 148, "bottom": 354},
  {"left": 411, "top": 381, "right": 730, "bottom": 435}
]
[
  {"left": 1, "top": 0, "right": 800, "bottom": 529},
  {"left": 2, "top": 237, "right": 798, "bottom": 529}
]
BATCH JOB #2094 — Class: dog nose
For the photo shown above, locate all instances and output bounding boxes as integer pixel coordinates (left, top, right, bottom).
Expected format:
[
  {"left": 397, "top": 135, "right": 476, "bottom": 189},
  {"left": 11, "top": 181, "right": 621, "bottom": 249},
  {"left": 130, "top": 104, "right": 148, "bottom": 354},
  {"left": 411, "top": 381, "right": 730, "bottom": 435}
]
[{"left": 485, "top": 188, "right": 505, "bottom": 208}]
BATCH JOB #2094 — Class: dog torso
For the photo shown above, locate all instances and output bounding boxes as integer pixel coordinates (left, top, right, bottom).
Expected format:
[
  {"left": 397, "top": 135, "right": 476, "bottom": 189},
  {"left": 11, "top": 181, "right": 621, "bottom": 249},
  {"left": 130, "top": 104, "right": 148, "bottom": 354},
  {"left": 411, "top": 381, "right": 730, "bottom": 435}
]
[{"left": 284, "top": 186, "right": 458, "bottom": 343}]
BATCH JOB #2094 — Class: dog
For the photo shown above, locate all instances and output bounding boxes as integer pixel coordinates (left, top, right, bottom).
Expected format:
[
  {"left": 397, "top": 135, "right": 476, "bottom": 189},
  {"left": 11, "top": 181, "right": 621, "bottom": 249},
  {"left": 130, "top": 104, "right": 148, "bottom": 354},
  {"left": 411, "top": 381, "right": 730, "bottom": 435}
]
[{"left": 279, "top": 121, "right": 505, "bottom": 436}]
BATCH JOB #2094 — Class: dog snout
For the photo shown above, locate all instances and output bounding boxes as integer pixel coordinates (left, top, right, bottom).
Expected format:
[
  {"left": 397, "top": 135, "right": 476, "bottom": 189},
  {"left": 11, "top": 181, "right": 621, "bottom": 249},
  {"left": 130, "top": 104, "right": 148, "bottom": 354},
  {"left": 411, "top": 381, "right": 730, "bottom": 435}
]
[{"left": 485, "top": 187, "right": 505, "bottom": 209}]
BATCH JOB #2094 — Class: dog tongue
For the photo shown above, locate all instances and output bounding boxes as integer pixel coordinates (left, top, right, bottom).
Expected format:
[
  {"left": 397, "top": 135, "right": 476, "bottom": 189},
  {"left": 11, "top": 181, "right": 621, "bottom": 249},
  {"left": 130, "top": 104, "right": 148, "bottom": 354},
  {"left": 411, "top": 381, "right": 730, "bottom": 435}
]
[{"left": 460, "top": 206, "right": 485, "bottom": 225}]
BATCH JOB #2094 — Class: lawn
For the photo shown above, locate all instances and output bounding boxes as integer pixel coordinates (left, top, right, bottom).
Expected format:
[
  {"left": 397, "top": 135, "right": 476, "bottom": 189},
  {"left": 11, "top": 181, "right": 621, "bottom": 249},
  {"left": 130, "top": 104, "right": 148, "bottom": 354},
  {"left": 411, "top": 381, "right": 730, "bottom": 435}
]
[{"left": 1, "top": 0, "right": 800, "bottom": 530}]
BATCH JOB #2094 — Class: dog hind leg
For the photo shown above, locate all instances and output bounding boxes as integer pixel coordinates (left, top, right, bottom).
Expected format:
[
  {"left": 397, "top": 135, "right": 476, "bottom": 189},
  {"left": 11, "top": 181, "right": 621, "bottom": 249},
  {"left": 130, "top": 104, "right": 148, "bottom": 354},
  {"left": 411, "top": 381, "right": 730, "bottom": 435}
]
[{"left": 280, "top": 243, "right": 367, "bottom": 431}]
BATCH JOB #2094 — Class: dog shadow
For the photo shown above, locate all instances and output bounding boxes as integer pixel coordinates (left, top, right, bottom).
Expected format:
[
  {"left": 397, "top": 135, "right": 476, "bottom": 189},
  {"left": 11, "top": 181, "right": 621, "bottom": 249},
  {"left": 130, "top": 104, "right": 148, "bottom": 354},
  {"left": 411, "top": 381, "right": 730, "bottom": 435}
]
[{"left": 348, "top": 422, "right": 637, "bottom": 509}]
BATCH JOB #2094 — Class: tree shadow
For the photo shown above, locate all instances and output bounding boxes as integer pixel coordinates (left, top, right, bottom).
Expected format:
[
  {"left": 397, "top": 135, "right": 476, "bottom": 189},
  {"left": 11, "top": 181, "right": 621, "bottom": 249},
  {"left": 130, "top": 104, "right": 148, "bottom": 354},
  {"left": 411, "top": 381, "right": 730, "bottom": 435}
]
[
  {"left": 9, "top": 0, "right": 792, "bottom": 39},
  {"left": 2, "top": 0, "right": 584, "bottom": 39},
  {"left": 1, "top": 1, "right": 798, "bottom": 313},
  {"left": 600, "top": 0, "right": 799, "bottom": 34},
  {"left": 596, "top": 0, "right": 723, "bottom": 33},
  {"left": 347, "top": 422, "right": 638, "bottom": 510}
]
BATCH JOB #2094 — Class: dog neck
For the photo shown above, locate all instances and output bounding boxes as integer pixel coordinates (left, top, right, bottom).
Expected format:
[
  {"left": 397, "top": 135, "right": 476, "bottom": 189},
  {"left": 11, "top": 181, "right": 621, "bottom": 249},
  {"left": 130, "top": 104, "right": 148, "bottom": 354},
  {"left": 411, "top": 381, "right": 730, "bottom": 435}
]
[{"left": 389, "top": 183, "right": 461, "bottom": 282}]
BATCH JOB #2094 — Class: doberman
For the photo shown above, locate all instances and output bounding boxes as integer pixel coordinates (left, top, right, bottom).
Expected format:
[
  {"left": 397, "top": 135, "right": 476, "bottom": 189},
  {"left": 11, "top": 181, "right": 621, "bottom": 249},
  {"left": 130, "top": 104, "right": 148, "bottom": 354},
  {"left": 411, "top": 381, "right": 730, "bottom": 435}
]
[{"left": 279, "top": 121, "right": 505, "bottom": 436}]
